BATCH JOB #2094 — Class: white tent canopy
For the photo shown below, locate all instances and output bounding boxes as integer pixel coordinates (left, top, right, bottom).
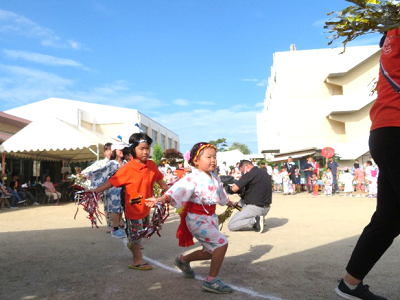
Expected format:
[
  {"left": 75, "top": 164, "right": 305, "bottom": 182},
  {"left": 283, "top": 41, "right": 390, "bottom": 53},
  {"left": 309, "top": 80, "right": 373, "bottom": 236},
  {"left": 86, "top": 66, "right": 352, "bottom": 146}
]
[
  {"left": 0, "top": 117, "right": 116, "bottom": 162},
  {"left": 217, "top": 150, "right": 245, "bottom": 167}
]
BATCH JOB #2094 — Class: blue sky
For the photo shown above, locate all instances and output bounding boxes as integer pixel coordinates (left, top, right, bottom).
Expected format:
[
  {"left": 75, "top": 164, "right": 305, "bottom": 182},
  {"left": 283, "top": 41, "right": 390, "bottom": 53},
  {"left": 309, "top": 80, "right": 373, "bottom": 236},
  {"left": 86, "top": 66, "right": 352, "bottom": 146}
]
[{"left": 0, "top": 1, "right": 381, "bottom": 154}]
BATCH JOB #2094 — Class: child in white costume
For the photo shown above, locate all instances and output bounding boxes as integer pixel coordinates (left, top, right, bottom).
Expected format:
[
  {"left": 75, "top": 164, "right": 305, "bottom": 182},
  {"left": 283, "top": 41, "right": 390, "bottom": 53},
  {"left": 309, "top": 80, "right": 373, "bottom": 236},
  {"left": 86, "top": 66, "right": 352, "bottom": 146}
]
[
  {"left": 146, "top": 142, "right": 236, "bottom": 294},
  {"left": 281, "top": 167, "right": 290, "bottom": 195},
  {"left": 341, "top": 167, "right": 354, "bottom": 197}
]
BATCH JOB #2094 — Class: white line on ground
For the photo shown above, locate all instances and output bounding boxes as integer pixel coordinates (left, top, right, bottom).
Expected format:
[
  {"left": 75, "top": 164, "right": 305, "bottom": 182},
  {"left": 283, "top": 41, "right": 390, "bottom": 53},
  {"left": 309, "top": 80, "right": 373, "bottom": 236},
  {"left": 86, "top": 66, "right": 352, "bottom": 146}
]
[{"left": 143, "top": 255, "right": 285, "bottom": 300}]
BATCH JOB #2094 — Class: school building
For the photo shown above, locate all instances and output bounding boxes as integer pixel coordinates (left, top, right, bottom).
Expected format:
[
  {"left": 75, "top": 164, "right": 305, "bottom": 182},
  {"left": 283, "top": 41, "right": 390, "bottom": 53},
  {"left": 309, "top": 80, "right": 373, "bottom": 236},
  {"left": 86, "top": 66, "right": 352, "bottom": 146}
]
[{"left": 257, "top": 44, "right": 380, "bottom": 168}]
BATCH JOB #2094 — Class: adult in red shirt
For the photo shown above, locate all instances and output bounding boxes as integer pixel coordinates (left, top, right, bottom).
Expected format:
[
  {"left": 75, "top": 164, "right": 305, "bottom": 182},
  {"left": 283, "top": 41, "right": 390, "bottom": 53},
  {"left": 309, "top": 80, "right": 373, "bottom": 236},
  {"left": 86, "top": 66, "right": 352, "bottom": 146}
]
[{"left": 336, "top": 29, "right": 400, "bottom": 300}]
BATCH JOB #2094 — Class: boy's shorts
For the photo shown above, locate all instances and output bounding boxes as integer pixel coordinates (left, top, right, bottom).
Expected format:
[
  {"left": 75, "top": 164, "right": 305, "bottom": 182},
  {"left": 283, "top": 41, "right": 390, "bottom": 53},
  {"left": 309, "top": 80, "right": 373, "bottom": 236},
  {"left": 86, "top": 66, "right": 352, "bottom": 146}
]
[{"left": 126, "top": 218, "right": 144, "bottom": 245}]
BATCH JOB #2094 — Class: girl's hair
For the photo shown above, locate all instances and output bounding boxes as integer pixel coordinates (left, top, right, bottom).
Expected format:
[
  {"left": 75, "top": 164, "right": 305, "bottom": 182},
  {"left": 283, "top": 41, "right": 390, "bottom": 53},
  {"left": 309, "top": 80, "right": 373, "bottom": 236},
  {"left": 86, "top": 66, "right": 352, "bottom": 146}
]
[
  {"left": 104, "top": 143, "right": 112, "bottom": 152},
  {"left": 327, "top": 167, "right": 331, "bottom": 171},
  {"left": 110, "top": 149, "right": 118, "bottom": 160},
  {"left": 128, "top": 133, "right": 153, "bottom": 158},
  {"left": 354, "top": 163, "right": 360, "bottom": 169},
  {"left": 189, "top": 142, "right": 216, "bottom": 166},
  {"left": 366, "top": 160, "right": 372, "bottom": 166},
  {"left": 167, "top": 168, "right": 172, "bottom": 173}
]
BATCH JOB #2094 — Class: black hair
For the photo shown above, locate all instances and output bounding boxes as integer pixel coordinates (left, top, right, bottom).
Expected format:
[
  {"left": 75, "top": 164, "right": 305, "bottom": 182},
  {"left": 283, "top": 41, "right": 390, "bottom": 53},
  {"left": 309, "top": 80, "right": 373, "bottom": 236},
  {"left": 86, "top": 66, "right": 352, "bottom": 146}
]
[
  {"left": 366, "top": 160, "right": 372, "bottom": 166},
  {"left": 189, "top": 142, "right": 209, "bottom": 166},
  {"left": 129, "top": 133, "right": 153, "bottom": 158},
  {"left": 123, "top": 147, "right": 131, "bottom": 157},
  {"left": 239, "top": 160, "right": 252, "bottom": 168},
  {"left": 104, "top": 143, "right": 112, "bottom": 152},
  {"left": 110, "top": 150, "right": 118, "bottom": 160},
  {"left": 354, "top": 163, "right": 360, "bottom": 169},
  {"left": 327, "top": 167, "right": 331, "bottom": 171}
]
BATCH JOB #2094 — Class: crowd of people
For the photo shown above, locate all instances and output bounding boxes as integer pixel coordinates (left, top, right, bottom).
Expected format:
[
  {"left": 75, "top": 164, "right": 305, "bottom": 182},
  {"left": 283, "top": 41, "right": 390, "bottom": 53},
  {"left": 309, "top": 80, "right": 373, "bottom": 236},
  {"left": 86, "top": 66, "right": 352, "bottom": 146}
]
[{"left": 268, "top": 156, "right": 379, "bottom": 198}]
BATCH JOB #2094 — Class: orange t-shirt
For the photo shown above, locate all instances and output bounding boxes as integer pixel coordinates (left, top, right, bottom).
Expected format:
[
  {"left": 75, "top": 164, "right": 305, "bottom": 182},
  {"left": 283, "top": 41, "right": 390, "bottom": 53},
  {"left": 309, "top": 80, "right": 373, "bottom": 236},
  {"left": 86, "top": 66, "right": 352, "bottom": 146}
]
[
  {"left": 108, "top": 159, "right": 163, "bottom": 220},
  {"left": 370, "top": 29, "right": 400, "bottom": 131},
  {"left": 174, "top": 168, "right": 187, "bottom": 179}
]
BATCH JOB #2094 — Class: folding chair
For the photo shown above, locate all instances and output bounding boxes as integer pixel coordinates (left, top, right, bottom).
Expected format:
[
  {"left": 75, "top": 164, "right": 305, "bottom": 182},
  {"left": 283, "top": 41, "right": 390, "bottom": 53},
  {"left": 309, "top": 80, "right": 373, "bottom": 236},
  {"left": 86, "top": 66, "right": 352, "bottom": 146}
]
[{"left": 0, "top": 192, "right": 11, "bottom": 209}]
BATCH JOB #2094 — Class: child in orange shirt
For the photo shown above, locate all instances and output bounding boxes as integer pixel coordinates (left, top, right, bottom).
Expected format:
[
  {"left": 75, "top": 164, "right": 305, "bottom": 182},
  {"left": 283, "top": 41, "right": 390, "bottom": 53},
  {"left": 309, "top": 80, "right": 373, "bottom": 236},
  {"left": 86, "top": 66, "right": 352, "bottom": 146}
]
[
  {"left": 94, "top": 132, "right": 168, "bottom": 270},
  {"left": 312, "top": 173, "right": 319, "bottom": 196}
]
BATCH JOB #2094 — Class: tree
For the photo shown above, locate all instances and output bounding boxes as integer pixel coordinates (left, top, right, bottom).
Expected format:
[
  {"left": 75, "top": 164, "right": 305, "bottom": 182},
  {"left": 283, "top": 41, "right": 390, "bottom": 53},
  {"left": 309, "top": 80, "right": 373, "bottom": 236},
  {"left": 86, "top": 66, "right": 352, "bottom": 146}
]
[
  {"left": 152, "top": 144, "right": 163, "bottom": 165},
  {"left": 163, "top": 148, "right": 183, "bottom": 166},
  {"left": 209, "top": 138, "right": 228, "bottom": 152},
  {"left": 227, "top": 142, "right": 251, "bottom": 154},
  {"left": 325, "top": 0, "right": 400, "bottom": 52}
]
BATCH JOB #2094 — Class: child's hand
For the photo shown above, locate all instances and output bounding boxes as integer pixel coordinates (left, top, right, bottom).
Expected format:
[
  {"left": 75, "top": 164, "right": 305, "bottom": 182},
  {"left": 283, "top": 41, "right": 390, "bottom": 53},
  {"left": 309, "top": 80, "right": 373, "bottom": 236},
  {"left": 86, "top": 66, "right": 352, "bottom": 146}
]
[{"left": 145, "top": 197, "right": 158, "bottom": 207}]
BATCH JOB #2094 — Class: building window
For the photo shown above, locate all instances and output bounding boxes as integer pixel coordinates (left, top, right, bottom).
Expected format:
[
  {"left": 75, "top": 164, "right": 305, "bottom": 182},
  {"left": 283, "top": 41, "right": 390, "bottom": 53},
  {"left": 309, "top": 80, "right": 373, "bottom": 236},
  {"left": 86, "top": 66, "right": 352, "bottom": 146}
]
[
  {"left": 161, "top": 134, "right": 166, "bottom": 151},
  {"left": 152, "top": 129, "right": 158, "bottom": 144},
  {"left": 168, "top": 138, "right": 172, "bottom": 149},
  {"left": 174, "top": 141, "right": 178, "bottom": 150},
  {"left": 141, "top": 124, "right": 148, "bottom": 134}
]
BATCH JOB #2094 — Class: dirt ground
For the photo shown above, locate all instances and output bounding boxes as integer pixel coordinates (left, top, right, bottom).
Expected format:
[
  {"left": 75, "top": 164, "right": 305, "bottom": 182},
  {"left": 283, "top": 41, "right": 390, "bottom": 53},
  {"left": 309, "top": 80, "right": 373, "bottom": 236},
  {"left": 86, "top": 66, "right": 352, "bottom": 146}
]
[{"left": 1, "top": 191, "right": 399, "bottom": 300}]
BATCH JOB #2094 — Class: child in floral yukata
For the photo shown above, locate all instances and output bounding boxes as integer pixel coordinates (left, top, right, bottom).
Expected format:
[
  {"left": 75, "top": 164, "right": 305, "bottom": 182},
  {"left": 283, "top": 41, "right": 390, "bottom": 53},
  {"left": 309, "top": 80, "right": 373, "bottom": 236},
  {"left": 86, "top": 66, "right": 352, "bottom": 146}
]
[
  {"left": 324, "top": 167, "right": 333, "bottom": 196},
  {"left": 280, "top": 166, "right": 290, "bottom": 195},
  {"left": 87, "top": 142, "right": 127, "bottom": 238},
  {"left": 146, "top": 142, "right": 236, "bottom": 294},
  {"left": 365, "top": 160, "right": 378, "bottom": 198}
]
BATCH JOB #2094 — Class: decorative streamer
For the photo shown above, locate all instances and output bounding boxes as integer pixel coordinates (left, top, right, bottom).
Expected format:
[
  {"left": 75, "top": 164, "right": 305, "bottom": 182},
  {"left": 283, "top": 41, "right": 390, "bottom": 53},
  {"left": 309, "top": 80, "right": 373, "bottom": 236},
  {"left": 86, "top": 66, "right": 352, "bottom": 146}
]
[{"left": 74, "top": 191, "right": 105, "bottom": 228}]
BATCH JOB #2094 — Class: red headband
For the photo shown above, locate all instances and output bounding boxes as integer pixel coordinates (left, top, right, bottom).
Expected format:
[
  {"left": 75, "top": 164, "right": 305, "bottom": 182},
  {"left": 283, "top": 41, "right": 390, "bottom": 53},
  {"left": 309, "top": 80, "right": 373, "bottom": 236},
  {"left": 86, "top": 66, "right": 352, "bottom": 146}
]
[{"left": 193, "top": 144, "right": 217, "bottom": 162}]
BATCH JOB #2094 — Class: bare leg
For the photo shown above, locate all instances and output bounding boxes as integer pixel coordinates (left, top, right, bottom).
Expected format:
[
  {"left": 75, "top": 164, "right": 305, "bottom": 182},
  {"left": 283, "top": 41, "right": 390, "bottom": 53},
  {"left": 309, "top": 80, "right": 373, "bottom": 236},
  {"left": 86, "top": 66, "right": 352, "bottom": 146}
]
[
  {"left": 183, "top": 249, "right": 212, "bottom": 263},
  {"left": 132, "top": 243, "right": 148, "bottom": 266},
  {"left": 183, "top": 244, "right": 228, "bottom": 277},
  {"left": 112, "top": 212, "right": 119, "bottom": 227},
  {"left": 209, "top": 244, "right": 228, "bottom": 277}
]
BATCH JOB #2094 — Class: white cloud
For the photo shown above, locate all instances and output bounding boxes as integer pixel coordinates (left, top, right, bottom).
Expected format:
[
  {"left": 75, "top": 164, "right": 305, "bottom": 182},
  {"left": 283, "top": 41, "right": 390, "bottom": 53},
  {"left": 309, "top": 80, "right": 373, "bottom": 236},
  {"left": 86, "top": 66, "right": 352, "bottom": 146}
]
[
  {"left": 173, "top": 99, "right": 215, "bottom": 106},
  {"left": 0, "top": 9, "right": 84, "bottom": 49},
  {"left": 255, "top": 102, "right": 264, "bottom": 107},
  {"left": 256, "top": 79, "right": 268, "bottom": 87},
  {"left": 3, "top": 49, "right": 89, "bottom": 70},
  {"left": 242, "top": 78, "right": 259, "bottom": 82},
  {"left": 153, "top": 108, "right": 259, "bottom": 153},
  {"left": 173, "top": 99, "right": 190, "bottom": 106},
  {"left": 0, "top": 64, "right": 164, "bottom": 110}
]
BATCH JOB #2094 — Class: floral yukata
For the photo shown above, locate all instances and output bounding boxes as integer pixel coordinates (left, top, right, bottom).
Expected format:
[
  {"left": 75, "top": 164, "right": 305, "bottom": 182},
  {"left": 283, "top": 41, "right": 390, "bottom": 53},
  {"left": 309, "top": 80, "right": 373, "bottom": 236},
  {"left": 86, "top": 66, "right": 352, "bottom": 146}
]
[
  {"left": 166, "top": 169, "right": 229, "bottom": 253},
  {"left": 87, "top": 160, "right": 124, "bottom": 213},
  {"left": 324, "top": 172, "right": 333, "bottom": 196}
]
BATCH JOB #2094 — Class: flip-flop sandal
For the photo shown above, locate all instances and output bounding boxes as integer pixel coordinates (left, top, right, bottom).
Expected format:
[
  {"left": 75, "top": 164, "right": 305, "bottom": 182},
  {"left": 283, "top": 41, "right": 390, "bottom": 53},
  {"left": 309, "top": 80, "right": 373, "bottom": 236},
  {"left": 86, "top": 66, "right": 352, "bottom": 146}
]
[{"left": 129, "top": 263, "right": 153, "bottom": 270}]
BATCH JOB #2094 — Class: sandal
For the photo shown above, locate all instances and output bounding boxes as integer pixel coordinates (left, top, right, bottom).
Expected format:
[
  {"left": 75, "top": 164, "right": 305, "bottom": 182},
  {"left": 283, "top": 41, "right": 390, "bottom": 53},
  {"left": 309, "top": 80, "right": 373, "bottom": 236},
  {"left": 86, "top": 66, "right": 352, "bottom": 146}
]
[{"left": 129, "top": 263, "right": 153, "bottom": 270}]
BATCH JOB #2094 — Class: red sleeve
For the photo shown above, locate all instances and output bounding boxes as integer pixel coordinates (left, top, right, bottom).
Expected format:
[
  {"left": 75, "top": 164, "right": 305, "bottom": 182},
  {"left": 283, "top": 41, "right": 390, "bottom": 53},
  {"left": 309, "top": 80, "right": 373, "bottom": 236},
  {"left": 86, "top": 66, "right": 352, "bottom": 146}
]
[{"left": 108, "top": 165, "right": 128, "bottom": 187}]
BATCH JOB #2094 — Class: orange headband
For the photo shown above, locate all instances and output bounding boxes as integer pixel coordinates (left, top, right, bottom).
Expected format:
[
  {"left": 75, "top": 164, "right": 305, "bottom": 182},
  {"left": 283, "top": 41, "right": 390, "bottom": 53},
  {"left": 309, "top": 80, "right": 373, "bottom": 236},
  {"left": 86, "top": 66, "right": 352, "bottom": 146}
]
[{"left": 193, "top": 144, "right": 217, "bottom": 162}]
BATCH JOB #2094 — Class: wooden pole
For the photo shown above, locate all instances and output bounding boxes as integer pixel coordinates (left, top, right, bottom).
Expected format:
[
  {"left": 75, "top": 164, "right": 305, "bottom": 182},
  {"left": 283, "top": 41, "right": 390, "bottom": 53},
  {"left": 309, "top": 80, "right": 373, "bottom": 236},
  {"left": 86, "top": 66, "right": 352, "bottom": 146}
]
[{"left": 1, "top": 153, "right": 5, "bottom": 174}]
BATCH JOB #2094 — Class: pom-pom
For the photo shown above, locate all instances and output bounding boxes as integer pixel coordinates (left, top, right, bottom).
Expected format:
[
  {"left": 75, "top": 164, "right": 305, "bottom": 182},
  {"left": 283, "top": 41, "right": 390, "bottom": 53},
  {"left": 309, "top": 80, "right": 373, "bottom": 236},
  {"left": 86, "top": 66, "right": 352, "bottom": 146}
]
[
  {"left": 183, "top": 151, "right": 191, "bottom": 162},
  {"left": 175, "top": 205, "right": 184, "bottom": 215}
]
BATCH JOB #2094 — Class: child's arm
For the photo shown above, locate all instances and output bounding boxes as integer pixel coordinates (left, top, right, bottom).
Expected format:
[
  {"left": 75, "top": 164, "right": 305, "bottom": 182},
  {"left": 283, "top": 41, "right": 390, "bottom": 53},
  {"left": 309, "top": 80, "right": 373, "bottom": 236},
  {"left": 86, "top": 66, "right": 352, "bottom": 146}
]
[
  {"left": 156, "top": 179, "right": 168, "bottom": 191},
  {"left": 93, "top": 181, "right": 113, "bottom": 194},
  {"left": 145, "top": 194, "right": 170, "bottom": 207}
]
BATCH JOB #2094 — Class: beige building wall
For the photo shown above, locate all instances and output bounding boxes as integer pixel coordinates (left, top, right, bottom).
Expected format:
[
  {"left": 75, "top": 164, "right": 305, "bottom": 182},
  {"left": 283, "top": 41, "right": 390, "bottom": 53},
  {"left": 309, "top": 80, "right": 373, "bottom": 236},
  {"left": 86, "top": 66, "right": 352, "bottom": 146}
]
[{"left": 257, "top": 45, "right": 380, "bottom": 160}]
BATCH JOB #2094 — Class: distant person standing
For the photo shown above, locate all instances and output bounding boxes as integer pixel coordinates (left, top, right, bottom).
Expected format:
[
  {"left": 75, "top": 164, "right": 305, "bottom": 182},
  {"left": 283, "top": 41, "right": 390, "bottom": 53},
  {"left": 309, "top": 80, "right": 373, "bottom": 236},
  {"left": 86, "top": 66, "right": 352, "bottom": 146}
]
[
  {"left": 326, "top": 157, "right": 339, "bottom": 194},
  {"left": 219, "top": 162, "right": 230, "bottom": 176},
  {"left": 284, "top": 157, "right": 296, "bottom": 194},
  {"left": 303, "top": 157, "right": 313, "bottom": 193}
]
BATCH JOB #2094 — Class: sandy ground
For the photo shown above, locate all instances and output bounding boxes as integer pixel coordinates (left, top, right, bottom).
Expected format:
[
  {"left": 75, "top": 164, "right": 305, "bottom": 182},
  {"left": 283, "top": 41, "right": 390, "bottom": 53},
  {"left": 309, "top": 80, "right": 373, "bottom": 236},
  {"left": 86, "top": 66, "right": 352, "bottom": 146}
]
[{"left": 1, "top": 192, "right": 399, "bottom": 300}]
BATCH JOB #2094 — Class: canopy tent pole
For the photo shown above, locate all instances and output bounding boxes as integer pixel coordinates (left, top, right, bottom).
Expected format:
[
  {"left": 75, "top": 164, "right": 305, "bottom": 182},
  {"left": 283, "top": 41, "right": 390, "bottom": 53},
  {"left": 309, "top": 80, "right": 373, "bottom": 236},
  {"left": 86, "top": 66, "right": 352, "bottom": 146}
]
[{"left": 1, "top": 153, "right": 5, "bottom": 174}]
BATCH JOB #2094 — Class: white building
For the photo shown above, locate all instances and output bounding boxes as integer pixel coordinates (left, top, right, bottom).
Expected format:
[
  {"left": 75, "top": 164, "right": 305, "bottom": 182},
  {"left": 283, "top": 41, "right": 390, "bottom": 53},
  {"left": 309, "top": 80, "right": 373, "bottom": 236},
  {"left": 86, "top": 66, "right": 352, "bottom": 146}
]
[
  {"left": 257, "top": 45, "right": 380, "bottom": 166},
  {"left": 6, "top": 97, "right": 180, "bottom": 153}
]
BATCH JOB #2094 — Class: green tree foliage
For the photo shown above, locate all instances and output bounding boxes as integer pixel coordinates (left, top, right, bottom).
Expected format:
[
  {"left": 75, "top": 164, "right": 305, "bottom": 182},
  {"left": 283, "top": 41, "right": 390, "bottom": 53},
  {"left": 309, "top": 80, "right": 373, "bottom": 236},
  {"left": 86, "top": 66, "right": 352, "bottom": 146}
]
[
  {"left": 152, "top": 144, "right": 163, "bottom": 165},
  {"left": 325, "top": 0, "right": 400, "bottom": 52},
  {"left": 227, "top": 142, "right": 251, "bottom": 154},
  {"left": 209, "top": 138, "right": 228, "bottom": 152}
]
